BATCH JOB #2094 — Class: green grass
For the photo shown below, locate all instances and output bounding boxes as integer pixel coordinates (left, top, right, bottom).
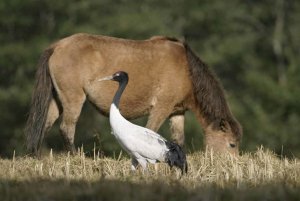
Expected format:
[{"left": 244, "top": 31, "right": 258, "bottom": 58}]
[{"left": 0, "top": 147, "right": 299, "bottom": 201}]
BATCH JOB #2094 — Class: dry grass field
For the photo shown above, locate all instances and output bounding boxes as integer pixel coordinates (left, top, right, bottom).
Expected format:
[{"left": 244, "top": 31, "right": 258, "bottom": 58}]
[{"left": 0, "top": 147, "right": 299, "bottom": 201}]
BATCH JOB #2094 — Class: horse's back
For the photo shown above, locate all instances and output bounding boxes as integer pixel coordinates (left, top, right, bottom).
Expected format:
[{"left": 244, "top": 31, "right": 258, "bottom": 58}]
[{"left": 48, "top": 33, "right": 193, "bottom": 118}]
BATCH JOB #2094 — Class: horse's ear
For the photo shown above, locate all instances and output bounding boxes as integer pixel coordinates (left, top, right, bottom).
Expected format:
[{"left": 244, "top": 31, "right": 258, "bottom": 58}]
[{"left": 220, "top": 119, "right": 227, "bottom": 132}]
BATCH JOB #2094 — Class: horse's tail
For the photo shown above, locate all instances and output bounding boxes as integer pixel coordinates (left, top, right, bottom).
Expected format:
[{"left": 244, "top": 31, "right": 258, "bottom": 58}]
[{"left": 24, "top": 47, "right": 54, "bottom": 155}]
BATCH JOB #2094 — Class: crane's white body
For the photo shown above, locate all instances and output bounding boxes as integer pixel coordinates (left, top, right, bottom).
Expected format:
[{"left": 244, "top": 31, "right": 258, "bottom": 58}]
[{"left": 109, "top": 103, "right": 169, "bottom": 170}]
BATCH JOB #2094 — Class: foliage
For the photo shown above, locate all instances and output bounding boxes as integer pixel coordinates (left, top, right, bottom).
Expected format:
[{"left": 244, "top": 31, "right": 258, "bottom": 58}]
[{"left": 0, "top": 0, "right": 299, "bottom": 157}]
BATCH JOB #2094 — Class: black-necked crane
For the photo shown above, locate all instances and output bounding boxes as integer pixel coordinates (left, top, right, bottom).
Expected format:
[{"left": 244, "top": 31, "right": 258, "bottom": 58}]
[{"left": 98, "top": 71, "right": 188, "bottom": 174}]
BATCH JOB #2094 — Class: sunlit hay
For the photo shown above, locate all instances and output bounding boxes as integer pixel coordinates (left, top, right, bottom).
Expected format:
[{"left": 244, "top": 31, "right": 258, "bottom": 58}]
[{"left": 0, "top": 147, "right": 299, "bottom": 189}]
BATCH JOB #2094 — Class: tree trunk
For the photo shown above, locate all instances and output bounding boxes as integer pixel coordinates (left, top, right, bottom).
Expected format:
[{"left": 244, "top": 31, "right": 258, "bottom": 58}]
[{"left": 273, "top": 0, "right": 287, "bottom": 86}]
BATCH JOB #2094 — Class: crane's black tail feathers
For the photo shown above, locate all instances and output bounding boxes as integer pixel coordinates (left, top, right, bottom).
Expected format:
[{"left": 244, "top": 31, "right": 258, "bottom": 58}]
[{"left": 165, "top": 141, "right": 188, "bottom": 174}]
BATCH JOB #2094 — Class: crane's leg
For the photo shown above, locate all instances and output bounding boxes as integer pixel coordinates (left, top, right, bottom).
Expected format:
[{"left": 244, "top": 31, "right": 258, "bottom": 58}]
[
  {"left": 131, "top": 158, "right": 139, "bottom": 171},
  {"left": 136, "top": 158, "right": 148, "bottom": 174},
  {"left": 170, "top": 114, "right": 185, "bottom": 146}
]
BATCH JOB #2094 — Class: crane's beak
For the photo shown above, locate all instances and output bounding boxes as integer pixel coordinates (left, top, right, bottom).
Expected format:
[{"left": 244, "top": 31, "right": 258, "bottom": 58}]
[{"left": 97, "top": 75, "right": 113, "bottom": 82}]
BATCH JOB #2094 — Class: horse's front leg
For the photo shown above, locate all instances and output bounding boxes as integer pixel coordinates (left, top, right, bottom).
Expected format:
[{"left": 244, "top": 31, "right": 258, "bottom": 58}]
[
  {"left": 169, "top": 114, "right": 185, "bottom": 147},
  {"left": 145, "top": 106, "right": 173, "bottom": 133},
  {"left": 146, "top": 103, "right": 186, "bottom": 147}
]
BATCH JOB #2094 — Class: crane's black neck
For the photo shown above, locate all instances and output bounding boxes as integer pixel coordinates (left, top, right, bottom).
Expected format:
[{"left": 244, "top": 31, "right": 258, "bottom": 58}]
[{"left": 112, "top": 77, "right": 128, "bottom": 109}]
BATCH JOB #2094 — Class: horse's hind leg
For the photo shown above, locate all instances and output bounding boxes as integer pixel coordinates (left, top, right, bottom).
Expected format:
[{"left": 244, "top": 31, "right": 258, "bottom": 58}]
[
  {"left": 45, "top": 98, "right": 60, "bottom": 133},
  {"left": 170, "top": 114, "right": 185, "bottom": 147},
  {"left": 59, "top": 92, "right": 86, "bottom": 154}
]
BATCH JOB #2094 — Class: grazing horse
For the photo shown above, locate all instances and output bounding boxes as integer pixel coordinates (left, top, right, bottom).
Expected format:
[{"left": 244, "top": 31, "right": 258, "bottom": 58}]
[{"left": 25, "top": 33, "right": 242, "bottom": 156}]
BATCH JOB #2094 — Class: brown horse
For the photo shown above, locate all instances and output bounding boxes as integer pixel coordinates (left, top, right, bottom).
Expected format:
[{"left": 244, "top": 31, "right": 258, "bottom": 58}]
[{"left": 25, "top": 33, "right": 242, "bottom": 156}]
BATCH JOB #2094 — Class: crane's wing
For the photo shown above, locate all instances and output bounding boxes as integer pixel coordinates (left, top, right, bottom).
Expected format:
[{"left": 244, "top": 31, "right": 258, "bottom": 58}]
[
  {"left": 110, "top": 117, "right": 169, "bottom": 161},
  {"left": 136, "top": 124, "right": 168, "bottom": 145},
  {"left": 125, "top": 125, "right": 169, "bottom": 161}
]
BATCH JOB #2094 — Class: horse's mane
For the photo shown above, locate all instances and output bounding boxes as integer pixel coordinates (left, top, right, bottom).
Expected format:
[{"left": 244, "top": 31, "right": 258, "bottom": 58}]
[
  {"left": 149, "top": 36, "right": 181, "bottom": 43},
  {"left": 183, "top": 42, "right": 242, "bottom": 139}
]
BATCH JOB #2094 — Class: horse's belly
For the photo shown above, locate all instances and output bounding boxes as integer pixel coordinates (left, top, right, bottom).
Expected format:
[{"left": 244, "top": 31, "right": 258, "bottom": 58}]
[
  {"left": 95, "top": 100, "right": 151, "bottom": 119},
  {"left": 86, "top": 85, "right": 153, "bottom": 118}
]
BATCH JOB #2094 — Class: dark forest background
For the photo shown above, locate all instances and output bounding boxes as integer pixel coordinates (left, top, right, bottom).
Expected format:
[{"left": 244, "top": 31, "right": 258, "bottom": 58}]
[{"left": 0, "top": 0, "right": 299, "bottom": 158}]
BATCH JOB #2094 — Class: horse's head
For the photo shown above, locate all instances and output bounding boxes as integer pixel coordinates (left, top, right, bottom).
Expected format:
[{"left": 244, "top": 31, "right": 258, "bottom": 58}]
[
  {"left": 204, "top": 119, "right": 242, "bottom": 155},
  {"left": 184, "top": 42, "right": 243, "bottom": 155}
]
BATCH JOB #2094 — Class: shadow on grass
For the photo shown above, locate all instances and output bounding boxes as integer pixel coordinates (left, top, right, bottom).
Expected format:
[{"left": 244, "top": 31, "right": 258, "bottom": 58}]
[{"left": 0, "top": 178, "right": 299, "bottom": 201}]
